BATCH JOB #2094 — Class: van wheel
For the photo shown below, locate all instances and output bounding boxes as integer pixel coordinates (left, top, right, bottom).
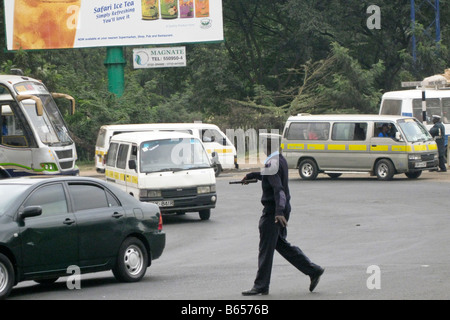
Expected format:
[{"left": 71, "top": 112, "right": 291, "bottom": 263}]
[
  {"left": 405, "top": 171, "right": 422, "bottom": 179},
  {"left": 375, "top": 159, "right": 395, "bottom": 181},
  {"left": 0, "top": 253, "right": 14, "bottom": 300},
  {"left": 213, "top": 163, "right": 222, "bottom": 177},
  {"left": 299, "top": 159, "right": 318, "bottom": 180},
  {"left": 113, "top": 237, "right": 148, "bottom": 283},
  {"left": 327, "top": 173, "right": 342, "bottom": 179},
  {"left": 199, "top": 209, "right": 211, "bottom": 220}
]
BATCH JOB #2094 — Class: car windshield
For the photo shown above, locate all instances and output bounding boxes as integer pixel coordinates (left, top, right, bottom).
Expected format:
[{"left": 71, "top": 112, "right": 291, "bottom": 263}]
[
  {"left": 140, "top": 138, "right": 211, "bottom": 173},
  {"left": 0, "top": 184, "right": 30, "bottom": 216},
  {"left": 397, "top": 118, "right": 434, "bottom": 142}
]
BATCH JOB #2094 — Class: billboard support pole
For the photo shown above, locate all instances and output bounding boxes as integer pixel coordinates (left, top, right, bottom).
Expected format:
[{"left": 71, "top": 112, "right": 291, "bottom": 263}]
[{"left": 104, "top": 47, "right": 126, "bottom": 97}]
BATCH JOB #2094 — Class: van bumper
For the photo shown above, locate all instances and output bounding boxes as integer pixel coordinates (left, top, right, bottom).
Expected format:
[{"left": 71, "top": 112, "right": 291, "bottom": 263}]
[
  {"left": 143, "top": 193, "right": 217, "bottom": 214},
  {"left": 407, "top": 159, "right": 439, "bottom": 171}
]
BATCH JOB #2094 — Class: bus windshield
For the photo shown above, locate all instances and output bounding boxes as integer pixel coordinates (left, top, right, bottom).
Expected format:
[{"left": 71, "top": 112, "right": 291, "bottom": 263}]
[
  {"left": 397, "top": 118, "right": 433, "bottom": 143},
  {"left": 14, "top": 81, "right": 72, "bottom": 146},
  {"left": 140, "top": 138, "right": 211, "bottom": 173}
]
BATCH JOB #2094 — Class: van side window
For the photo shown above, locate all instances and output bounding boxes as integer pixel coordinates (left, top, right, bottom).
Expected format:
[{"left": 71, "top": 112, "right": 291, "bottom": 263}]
[
  {"left": 380, "top": 99, "right": 402, "bottom": 115},
  {"left": 332, "top": 123, "right": 367, "bottom": 141},
  {"left": 375, "top": 122, "right": 397, "bottom": 138},
  {"left": 287, "top": 122, "right": 330, "bottom": 140},
  {"left": 202, "top": 129, "right": 228, "bottom": 145},
  {"left": 413, "top": 98, "right": 440, "bottom": 124},
  {"left": 116, "top": 144, "right": 130, "bottom": 169},
  {"left": 106, "top": 142, "right": 119, "bottom": 167}
]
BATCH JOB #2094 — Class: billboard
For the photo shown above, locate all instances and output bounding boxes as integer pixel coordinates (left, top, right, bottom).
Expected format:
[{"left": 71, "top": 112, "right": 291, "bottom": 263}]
[{"left": 4, "top": 0, "right": 223, "bottom": 50}]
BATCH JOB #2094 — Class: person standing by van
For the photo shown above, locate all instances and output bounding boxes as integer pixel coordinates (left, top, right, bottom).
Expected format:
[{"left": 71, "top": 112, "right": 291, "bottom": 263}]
[
  {"left": 241, "top": 135, "right": 324, "bottom": 295},
  {"left": 429, "top": 115, "right": 447, "bottom": 172}
]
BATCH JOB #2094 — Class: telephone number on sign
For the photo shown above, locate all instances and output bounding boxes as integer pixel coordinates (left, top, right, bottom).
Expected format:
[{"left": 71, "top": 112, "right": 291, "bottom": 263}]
[{"left": 163, "top": 56, "right": 184, "bottom": 61}]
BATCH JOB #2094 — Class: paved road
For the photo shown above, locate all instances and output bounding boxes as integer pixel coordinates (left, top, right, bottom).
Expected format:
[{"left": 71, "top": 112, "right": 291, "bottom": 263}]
[{"left": 9, "top": 169, "right": 450, "bottom": 300}]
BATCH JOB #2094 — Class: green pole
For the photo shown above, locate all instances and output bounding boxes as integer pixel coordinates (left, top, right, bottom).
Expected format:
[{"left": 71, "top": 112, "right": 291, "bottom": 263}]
[{"left": 104, "top": 46, "right": 126, "bottom": 97}]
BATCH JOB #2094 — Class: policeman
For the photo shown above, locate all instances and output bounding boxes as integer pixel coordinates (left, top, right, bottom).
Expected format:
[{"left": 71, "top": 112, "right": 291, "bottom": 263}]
[
  {"left": 241, "top": 134, "right": 324, "bottom": 295},
  {"left": 429, "top": 115, "right": 447, "bottom": 172}
]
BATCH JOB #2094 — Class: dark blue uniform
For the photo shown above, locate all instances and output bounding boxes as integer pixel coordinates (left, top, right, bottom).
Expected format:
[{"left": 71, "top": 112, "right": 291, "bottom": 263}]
[
  {"left": 245, "top": 152, "right": 323, "bottom": 292},
  {"left": 430, "top": 121, "right": 447, "bottom": 172}
]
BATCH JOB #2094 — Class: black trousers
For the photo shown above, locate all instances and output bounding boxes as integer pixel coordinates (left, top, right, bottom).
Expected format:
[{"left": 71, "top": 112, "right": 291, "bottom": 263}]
[{"left": 253, "top": 208, "right": 321, "bottom": 291}]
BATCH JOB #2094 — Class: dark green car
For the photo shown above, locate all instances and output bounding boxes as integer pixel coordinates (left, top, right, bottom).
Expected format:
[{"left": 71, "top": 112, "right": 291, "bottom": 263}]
[{"left": 0, "top": 176, "right": 165, "bottom": 299}]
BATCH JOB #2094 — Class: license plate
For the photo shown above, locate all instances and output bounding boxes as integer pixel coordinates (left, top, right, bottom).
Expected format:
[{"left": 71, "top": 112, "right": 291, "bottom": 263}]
[
  {"left": 152, "top": 200, "right": 174, "bottom": 207},
  {"left": 415, "top": 161, "right": 427, "bottom": 168}
]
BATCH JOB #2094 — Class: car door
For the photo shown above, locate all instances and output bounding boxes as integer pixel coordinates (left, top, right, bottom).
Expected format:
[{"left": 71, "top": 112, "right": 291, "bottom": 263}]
[
  {"left": 67, "top": 182, "right": 125, "bottom": 267},
  {"left": 19, "top": 182, "right": 78, "bottom": 276}
]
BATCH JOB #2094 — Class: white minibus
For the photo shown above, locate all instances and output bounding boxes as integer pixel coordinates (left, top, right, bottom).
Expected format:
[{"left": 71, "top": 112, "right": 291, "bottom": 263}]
[
  {"left": 379, "top": 88, "right": 450, "bottom": 146},
  {"left": 105, "top": 131, "right": 217, "bottom": 220},
  {"left": 95, "top": 123, "right": 238, "bottom": 176},
  {"left": 281, "top": 114, "right": 438, "bottom": 180}
]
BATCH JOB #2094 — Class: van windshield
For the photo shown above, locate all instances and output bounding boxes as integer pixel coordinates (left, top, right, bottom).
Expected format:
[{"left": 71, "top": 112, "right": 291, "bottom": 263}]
[
  {"left": 140, "top": 138, "right": 211, "bottom": 173},
  {"left": 397, "top": 118, "right": 433, "bottom": 142}
]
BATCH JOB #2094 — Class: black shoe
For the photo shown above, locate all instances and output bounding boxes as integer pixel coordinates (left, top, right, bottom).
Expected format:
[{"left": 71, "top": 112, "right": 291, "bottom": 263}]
[
  {"left": 242, "top": 288, "right": 269, "bottom": 296},
  {"left": 309, "top": 268, "right": 324, "bottom": 292}
]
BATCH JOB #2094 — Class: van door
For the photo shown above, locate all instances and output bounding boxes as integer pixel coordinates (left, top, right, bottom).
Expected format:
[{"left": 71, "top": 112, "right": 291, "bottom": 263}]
[
  {"left": 370, "top": 122, "right": 407, "bottom": 172},
  {"left": 329, "top": 122, "right": 370, "bottom": 170},
  {"left": 201, "top": 128, "right": 235, "bottom": 170},
  {"left": 125, "top": 144, "right": 139, "bottom": 197},
  {"left": 114, "top": 143, "right": 130, "bottom": 193}
]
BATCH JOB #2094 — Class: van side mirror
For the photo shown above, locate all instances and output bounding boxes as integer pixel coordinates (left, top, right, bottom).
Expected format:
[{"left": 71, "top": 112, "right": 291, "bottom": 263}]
[
  {"left": 20, "top": 206, "right": 42, "bottom": 219},
  {"left": 128, "top": 159, "right": 137, "bottom": 171},
  {"left": 395, "top": 132, "right": 403, "bottom": 141}
]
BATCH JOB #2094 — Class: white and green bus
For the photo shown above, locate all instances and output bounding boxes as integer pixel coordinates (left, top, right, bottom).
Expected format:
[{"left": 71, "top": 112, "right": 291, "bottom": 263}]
[{"left": 0, "top": 74, "right": 78, "bottom": 178}]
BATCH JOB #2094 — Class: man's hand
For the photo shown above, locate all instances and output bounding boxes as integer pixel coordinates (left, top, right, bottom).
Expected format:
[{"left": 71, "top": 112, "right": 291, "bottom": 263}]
[{"left": 275, "top": 215, "right": 287, "bottom": 227}]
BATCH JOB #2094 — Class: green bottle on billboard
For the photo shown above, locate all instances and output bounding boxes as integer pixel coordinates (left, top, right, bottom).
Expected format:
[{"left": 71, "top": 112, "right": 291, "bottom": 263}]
[
  {"left": 161, "top": 0, "right": 178, "bottom": 19},
  {"left": 142, "top": 0, "right": 159, "bottom": 20}
]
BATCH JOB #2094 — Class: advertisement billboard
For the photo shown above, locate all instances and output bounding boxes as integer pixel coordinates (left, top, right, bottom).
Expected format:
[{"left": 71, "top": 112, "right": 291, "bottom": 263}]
[{"left": 4, "top": 0, "right": 223, "bottom": 50}]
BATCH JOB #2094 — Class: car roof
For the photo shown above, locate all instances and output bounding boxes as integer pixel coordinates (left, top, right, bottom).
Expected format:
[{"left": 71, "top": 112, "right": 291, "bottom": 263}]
[{"left": 0, "top": 176, "right": 103, "bottom": 186}]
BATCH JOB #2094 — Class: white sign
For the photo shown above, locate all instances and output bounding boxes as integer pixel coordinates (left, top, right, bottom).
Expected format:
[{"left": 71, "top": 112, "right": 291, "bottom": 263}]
[
  {"left": 133, "top": 46, "right": 186, "bottom": 68},
  {"left": 4, "top": 0, "right": 223, "bottom": 50}
]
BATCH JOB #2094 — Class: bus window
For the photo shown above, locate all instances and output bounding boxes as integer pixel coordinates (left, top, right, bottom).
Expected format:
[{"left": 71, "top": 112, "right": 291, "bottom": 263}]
[
  {"left": 380, "top": 99, "right": 402, "bottom": 115},
  {"left": 442, "top": 98, "right": 450, "bottom": 124},
  {"left": 413, "top": 98, "right": 441, "bottom": 124},
  {"left": 0, "top": 104, "right": 28, "bottom": 147}
]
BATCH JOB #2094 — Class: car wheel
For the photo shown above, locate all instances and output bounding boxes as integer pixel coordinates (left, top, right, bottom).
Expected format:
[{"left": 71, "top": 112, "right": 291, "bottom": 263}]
[
  {"left": 0, "top": 253, "right": 14, "bottom": 300},
  {"left": 375, "top": 159, "right": 395, "bottom": 181},
  {"left": 299, "top": 159, "right": 318, "bottom": 180},
  {"left": 199, "top": 209, "right": 211, "bottom": 221},
  {"left": 113, "top": 237, "right": 148, "bottom": 283}
]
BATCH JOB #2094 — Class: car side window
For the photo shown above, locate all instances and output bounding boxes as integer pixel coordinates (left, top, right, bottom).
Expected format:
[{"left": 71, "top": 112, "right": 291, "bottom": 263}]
[
  {"left": 23, "top": 184, "right": 68, "bottom": 217},
  {"left": 68, "top": 183, "right": 112, "bottom": 211}
]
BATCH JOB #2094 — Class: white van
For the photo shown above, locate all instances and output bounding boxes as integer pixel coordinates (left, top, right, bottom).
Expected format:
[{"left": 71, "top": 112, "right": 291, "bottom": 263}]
[
  {"left": 379, "top": 88, "right": 450, "bottom": 146},
  {"left": 281, "top": 114, "right": 438, "bottom": 180},
  {"left": 96, "top": 123, "right": 237, "bottom": 176},
  {"left": 105, "top": 131, "right": 217, "bottom": 220}
]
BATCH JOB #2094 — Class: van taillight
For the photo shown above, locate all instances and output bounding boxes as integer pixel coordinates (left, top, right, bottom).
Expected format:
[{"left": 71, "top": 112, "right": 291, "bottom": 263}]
[{"left": 158, "top": 212, "right": 163, "bottom": 231}]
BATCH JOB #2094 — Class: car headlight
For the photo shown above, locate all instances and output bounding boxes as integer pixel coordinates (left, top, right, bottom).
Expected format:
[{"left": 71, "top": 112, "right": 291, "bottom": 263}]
[
  {"left": 197, "top": 185, "right": 215, "bottom": 194},
  {"left": 408, "top": 154, "right": 421, "bottom": 161},
  {"left": 139, "top": 190, "right": 162, "bottom": 198}
]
